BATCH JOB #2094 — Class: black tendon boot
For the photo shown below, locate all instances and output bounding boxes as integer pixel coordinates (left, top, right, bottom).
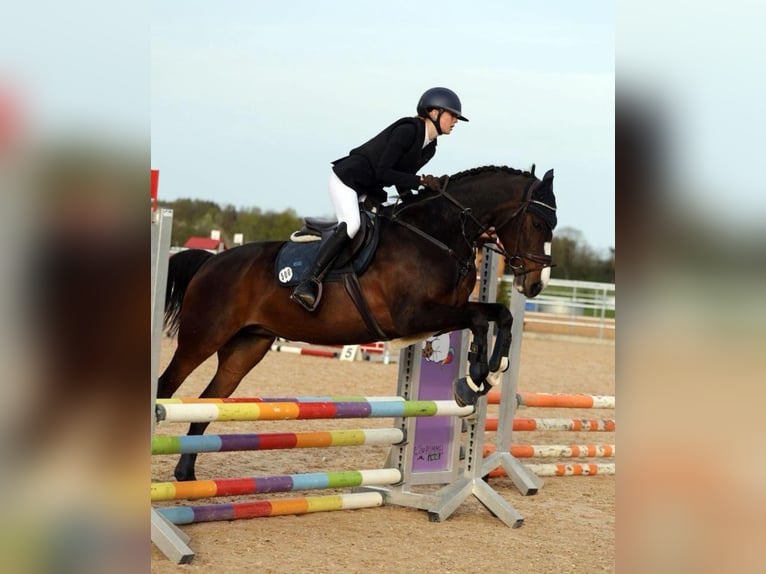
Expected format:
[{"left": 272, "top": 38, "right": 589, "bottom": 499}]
[{"left": 291, "top": 223, "right": 349, "bottom": 312}]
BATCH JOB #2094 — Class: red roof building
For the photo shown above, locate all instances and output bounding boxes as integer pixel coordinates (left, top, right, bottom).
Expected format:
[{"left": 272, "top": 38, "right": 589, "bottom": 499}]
[{"left": 183, "top": 236, "right": 227, "bottom": 253}]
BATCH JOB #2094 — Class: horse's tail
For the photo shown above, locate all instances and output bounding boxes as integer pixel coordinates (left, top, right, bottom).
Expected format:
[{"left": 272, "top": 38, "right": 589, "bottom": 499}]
[{"left": 164, "top": 249, "right": 215, "bottom": 337}]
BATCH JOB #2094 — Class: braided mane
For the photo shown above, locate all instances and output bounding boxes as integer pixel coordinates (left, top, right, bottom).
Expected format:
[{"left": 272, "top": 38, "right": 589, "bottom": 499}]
[
  {"left": 449, "top": 165, "right": 534, "bottom": 182},
  {"left": 383, "top": 164, "right": 539, "bottom": 217}
]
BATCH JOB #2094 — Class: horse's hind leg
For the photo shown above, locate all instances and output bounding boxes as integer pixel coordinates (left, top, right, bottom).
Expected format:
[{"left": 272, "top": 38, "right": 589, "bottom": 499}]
[
  {"left": 157, "top": 332, "right": 222, "bottom": 399},
  {"left": 157, "top": 351, "right": 205, "bottom": 400},
  {"left": 174, "top": 332, "right": 275, "bottom": 482}
]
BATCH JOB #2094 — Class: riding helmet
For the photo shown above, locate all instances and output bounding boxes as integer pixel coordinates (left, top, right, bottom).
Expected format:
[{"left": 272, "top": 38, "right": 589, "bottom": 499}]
[{"left": 417, "top": 87, "right": 469, "bottom": 121}]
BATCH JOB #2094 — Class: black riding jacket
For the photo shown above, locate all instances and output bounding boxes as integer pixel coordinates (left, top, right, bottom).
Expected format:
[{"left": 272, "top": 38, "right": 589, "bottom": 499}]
[{"left": 331, "top": 117, "right": 436, "bottom": 204}]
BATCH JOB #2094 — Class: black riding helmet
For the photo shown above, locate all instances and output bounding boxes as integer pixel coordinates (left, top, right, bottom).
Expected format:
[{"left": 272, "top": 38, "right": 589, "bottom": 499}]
[
  {"left": 417, "top": 87, "right": 469, "bottom": 122},
  {"left": 416, "top": 87, "right": 468, "bottom": 136}
]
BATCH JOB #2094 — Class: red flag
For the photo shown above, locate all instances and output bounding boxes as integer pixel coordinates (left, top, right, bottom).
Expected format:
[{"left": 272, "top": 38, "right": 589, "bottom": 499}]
[{"left": 151, "top": 169, "right": 159, "bottom": 211}]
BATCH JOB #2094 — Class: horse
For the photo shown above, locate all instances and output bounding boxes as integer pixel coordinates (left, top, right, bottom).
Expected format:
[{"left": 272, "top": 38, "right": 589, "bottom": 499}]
[{"left": 159, "top": 165, "right": 557, "bottom": 481}]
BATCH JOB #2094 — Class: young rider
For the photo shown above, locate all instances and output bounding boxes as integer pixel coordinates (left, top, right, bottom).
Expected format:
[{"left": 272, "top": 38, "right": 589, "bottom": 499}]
[{"left": 291, "top": 87, "right": 468, "bottom": 312}]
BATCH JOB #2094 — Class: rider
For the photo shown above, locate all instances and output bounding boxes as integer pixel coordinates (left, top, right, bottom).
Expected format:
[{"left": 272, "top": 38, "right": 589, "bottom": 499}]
[{"left": 291, "top": 87, "right": 469, "bottom": 312}]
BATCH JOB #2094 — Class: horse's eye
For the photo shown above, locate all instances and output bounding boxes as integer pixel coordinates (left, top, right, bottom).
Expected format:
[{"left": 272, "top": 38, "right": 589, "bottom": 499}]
[{"left": 532, "top": 220, "right": 543, "bottom": 231}]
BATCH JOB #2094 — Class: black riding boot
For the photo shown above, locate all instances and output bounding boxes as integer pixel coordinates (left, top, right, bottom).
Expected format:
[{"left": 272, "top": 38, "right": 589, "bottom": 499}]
[{"left": 290, "top": 223, "right": 349, "bottom": 312}]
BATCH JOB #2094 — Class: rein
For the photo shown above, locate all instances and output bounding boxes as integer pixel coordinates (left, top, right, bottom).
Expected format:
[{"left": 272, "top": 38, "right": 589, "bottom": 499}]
[
  {"left": 389, "top": 176, "right": 553, "bottom": 276},
  {"left": 387, "top": 179, "right": 481, "bottom": 278}
]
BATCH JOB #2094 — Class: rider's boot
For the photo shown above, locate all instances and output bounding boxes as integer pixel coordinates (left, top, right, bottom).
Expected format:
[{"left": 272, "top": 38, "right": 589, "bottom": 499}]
[{"left": 291, "top": 223, "right": 349, "bottom": 312}]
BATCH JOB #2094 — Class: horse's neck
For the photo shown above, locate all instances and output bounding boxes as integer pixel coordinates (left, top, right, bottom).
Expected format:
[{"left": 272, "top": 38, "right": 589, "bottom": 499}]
[
  {"left": 393, "top": 196, "right": 465, "bottom": 239},
  {"left": 446, "top": 173, "right": 529, "bottom": 225},
  {"left": 387, "top": 172, "right": 530, "bottom": 245}
]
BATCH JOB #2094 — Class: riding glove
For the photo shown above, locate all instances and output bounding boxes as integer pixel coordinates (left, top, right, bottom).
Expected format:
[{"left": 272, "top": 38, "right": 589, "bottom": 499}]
[{"left": 421, "top": 174, "right": 448, "bottom": 192}]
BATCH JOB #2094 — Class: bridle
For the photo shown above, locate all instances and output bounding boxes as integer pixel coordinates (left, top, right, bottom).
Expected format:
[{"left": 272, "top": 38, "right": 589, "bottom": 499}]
[
  {"left": 414, "top": 175, "right": 555, "bottom": 277},
  {"left": 490, "top": 177, "right": 556, "bottom": 276}
]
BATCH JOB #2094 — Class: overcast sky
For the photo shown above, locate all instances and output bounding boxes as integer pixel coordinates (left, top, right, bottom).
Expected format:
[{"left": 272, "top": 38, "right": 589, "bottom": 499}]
[{"left": 151, "top": 1, "right": 615, "bottom": 252}]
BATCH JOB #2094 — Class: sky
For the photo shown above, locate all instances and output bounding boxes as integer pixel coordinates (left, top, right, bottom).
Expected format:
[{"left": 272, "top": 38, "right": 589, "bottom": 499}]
[{"left": 151, "top": 1, "right": 615, "bottom": 253}]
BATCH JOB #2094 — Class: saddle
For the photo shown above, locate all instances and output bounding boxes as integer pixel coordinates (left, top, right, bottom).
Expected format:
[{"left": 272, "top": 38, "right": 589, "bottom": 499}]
[
  {"left": 274, "top": 210, "right": 379, "bottom": 287},
  {"left": 275, "top": 210, "right": 386, "bottom": 340}
]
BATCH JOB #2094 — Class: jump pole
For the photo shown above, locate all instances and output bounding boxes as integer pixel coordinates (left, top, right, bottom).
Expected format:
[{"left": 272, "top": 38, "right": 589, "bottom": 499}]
[
  {"left": 486, "top": 391, "right": 615, "bottom": 409},
  {"left": 155, "top": 399, "right": 473, "bottom": 423},
  {"left": 157, "top": 491, "right": 385, "bottom": 524},
  {"left": 486, "top": 417, "right": 616, "bottom": 432},
  {"left": 152, "top": 468, "right": 402, "bottom": 502},
  {"left": 151, "top": 428, "right": 405, "bottom": 455},
  {"left": 150, "top": 187, "right": 195, "bottom": 564}
]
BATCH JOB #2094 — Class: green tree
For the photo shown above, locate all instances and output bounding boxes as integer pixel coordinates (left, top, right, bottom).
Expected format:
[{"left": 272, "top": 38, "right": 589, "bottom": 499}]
[
  {"left": 550, "top": 227, "right": 614, "bottom": 282},
  {"left": 157, "top": 199, "right": 303, "bottom": 247}
]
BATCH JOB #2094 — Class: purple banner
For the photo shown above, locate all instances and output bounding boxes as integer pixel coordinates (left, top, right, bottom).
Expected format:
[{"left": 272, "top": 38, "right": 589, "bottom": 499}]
[{"left": 412, "top": 331, "right": 463, "bottom": 474}]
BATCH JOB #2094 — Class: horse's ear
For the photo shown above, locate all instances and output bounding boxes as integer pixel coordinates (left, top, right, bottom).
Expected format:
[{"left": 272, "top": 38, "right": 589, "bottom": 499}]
[
  {"left": 543, "top": 169, "right": 554, "bottom": 181},
  {"left": 530, "top": 164, "right": 536, "bottom": 176}
]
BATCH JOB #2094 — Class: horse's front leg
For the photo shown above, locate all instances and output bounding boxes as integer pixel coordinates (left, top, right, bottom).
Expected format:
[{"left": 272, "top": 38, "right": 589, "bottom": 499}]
[
  {"left": 454, "top": 303, "right": 512, "bottom": 407},
  {"left": 488, "top": 303, "right": 513, "bottom": 373},
  {"left": 452, "top": 303, "right": 492, "bottom": 407},
  {"left": 467, "top": 333, "right": 489, "bottom": 389}
]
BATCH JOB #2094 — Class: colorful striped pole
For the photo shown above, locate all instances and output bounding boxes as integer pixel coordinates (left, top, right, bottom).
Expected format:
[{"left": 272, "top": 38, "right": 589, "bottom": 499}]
[
  {"left": 156, "top": 491, "right": 384, "bottom": 525},
  {"left": 158, "top": 395, "right": 404, "bottom": 404},
  {"left": 152, "top": 468, "right": 402, "bottom": 502},
  {"left": 152, "top": 396, "right": 473, "bottom": 525},
  {"left": 152, "top": 428, "right": 404, "bottom": 455},
  {"left": 156, "top": 399, "right": 474, "bottom": 424},
  {"left": 485, "top": 417, "right": 616, "bottom": 432}
]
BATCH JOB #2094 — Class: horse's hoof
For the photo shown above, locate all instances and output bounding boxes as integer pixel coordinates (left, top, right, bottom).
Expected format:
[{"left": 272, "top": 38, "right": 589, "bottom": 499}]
[
  {"left": 453, "top": 377, "right": 479, "bottom": 407},
  {"left": 174, "top": 469, "right": 196, "bottom": 482}
]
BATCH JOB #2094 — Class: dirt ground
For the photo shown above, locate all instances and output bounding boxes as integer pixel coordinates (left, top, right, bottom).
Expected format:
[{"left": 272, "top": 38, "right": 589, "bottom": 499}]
[{"left": 151, "top": 332, "right": 615, "bottom": 573}]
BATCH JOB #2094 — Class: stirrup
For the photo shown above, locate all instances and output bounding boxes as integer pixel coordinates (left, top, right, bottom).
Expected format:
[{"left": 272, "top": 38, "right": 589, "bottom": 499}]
[{"left": 291, "top": 279, "right": 323, "bottom": 312}]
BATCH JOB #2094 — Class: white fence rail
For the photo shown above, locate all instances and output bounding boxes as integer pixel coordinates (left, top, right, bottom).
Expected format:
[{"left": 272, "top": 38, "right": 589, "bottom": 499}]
[{"left": 504, "top": 277, "right": 615, "bottom": 339}]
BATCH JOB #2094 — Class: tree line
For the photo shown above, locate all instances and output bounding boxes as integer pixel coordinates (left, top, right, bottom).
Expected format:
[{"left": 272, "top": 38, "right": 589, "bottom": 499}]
[{"left": 158, "top": 198, "right": 614, "bottom": 283}]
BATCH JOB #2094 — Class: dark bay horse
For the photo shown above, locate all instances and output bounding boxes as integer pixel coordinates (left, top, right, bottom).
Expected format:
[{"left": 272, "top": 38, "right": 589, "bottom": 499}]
[{"left": 159, "top": 165, "right": 557, "bottom": 481}]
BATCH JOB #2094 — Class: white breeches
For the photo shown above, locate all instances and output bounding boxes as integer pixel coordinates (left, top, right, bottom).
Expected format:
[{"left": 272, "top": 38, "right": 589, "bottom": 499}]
[{"left": 328, "top": 170, "right": 362, "bottom": 238}]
